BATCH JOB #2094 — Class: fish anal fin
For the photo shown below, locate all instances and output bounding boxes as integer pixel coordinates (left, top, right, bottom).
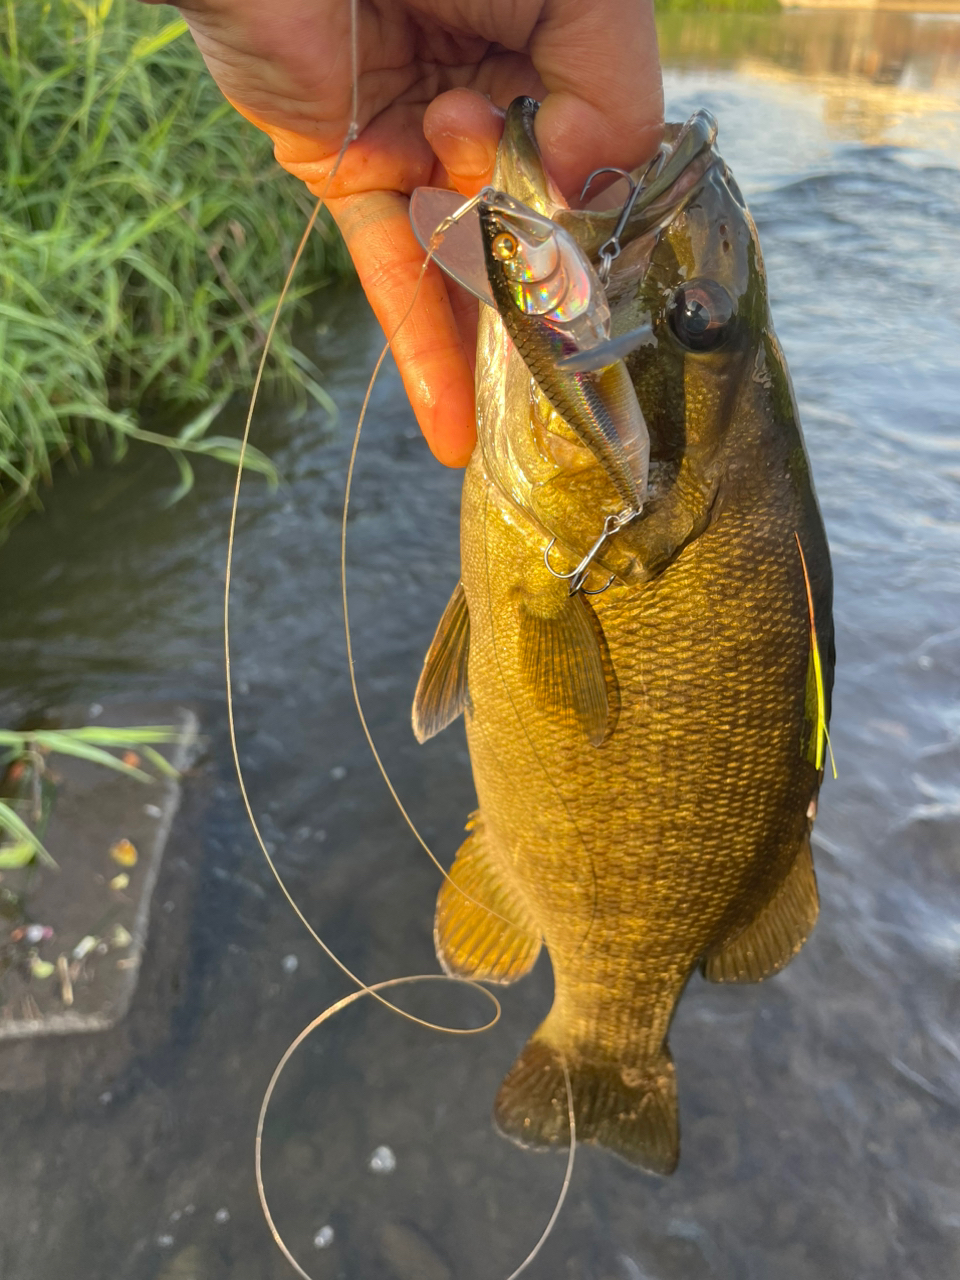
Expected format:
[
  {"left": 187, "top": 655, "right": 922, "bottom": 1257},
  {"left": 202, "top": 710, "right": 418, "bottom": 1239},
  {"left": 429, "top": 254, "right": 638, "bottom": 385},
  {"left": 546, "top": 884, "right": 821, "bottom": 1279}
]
[
  {"left": 493, "top": 1032, "right": 678, "bottom": 1175},
  {"left": 518, "top": 590, "right": 618, "bottom": 747},
  {"left": 702, "top": 837, "right": 819, "bottom": 984},
  {"left": 434, "top": 814, "right": 541, "bottom": 985},
  {"left": 412, "top": 581, "right": 470, "bottom": 743}
]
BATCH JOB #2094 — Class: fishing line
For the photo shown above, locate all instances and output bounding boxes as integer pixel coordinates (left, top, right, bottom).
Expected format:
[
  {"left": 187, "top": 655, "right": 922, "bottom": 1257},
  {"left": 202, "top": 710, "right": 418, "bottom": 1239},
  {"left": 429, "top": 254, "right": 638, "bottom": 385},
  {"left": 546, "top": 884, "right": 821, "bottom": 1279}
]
[
  {"left": 339, "top": 203, "right": 530, "bottom": 933},
  {"left": 255, "top": 975, "right": 576, "bottom": 1280},
  {"left": 223, "top": 2, "right": 576, "bottom": 1271},
  {"left": 223, "top": 36, "right": 509, "bottom": 1032},
  {"left": 224, "top": 142, "right": 483, "bottom": 1036}
]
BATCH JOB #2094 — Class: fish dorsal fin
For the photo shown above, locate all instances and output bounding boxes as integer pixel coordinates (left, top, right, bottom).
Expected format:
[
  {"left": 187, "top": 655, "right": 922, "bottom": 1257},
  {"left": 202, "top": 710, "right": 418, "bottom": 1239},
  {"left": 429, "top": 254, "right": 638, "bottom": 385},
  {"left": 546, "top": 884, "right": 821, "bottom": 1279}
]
[
  {"left": 517, "top": 590, "right": 617, "bottom": 747},
  {"left": 412, "top": 581, "right": 471, "bottom": 743}
]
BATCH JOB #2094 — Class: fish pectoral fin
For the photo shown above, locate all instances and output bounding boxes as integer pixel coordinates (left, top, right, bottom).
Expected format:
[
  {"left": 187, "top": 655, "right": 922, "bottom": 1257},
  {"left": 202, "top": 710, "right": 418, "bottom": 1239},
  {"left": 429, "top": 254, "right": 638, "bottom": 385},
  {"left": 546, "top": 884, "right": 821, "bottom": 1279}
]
[
  {"left": 434, "top": 814, "right": 541, "bottom": 984},
  {"left": 412, "top": 580, "right": 470, "bottom": 743},
  {"left": 518, "top": 591, "right": 618, "bottom": 747},
  {"left": 494, "top": 1030, "right": 678, "bottom": 1175},
  {"left": 702, "top": 836, "right": 819, "bottom": 984}
]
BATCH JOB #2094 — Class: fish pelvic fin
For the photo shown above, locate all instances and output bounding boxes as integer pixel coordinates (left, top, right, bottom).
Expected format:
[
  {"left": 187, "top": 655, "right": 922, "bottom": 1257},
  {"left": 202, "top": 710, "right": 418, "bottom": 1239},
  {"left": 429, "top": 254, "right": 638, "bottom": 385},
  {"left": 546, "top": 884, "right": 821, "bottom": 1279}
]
[
  {"left": 434, "top": 814, "right": 541, "bottom": 984},
  {"left": 494, "top": 1031, "right": 678, "bottom": 1175},
  {"left": 701, "top": 836, "right": 819, "bottom": 984},
  {"left": 517, "top": 589, "right": 618, "bottom": 747},
  {"left": 412, "top": 580, "right": 470, "bottom": 743}
]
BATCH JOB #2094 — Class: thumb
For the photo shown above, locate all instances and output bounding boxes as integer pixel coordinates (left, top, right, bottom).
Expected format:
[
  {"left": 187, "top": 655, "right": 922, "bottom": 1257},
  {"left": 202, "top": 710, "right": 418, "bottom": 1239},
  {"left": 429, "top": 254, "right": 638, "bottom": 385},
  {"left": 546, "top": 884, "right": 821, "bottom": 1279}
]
[{"left": 531, "top": 0, "right": 663, "bottom": 202}]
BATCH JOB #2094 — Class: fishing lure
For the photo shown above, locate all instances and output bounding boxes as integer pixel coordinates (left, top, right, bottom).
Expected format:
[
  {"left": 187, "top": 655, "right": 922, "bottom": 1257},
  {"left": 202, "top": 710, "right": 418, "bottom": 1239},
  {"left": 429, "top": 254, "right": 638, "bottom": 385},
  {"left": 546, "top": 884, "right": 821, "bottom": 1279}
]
[{"left": 411, "top": 185, "right": 654, "bottom": 574}]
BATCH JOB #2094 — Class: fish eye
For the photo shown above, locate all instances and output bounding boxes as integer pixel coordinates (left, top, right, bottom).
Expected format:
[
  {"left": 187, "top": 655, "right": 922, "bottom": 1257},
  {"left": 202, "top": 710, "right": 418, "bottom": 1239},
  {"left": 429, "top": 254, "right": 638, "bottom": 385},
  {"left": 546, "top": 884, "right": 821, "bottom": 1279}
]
[
  {"left": 492, "top": 231, "right": 518, "bottom": 261},
  {"left": 668, "top": 279, "right": 734, "bottom": 352}
]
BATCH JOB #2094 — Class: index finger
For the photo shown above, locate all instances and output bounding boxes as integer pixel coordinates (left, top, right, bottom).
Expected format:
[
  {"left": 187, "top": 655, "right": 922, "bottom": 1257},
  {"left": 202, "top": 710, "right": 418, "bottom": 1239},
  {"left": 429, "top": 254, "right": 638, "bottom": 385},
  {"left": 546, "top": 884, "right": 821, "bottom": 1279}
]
[
  {"left": 233, "top": 105, "right": 480, "bottom": 467},
  {"left": 326, "top": 190, "right": 478, "bottom": 467}
]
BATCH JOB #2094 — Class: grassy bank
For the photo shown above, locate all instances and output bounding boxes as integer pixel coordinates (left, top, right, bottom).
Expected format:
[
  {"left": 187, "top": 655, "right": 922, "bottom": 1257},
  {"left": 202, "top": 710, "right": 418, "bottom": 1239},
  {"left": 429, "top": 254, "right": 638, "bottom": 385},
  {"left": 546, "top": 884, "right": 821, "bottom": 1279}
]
[{"left": 0, "top": 0, "right": 349, "bottom": 535}]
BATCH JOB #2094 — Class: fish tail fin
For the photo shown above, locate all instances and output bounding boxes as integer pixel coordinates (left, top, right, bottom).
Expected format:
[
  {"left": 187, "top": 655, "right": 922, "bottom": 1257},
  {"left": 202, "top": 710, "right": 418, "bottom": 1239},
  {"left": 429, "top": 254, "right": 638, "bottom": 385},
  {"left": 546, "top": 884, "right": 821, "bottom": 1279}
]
[{"left": 493, "top": 1026, "right": 678, "bottom": 1175}]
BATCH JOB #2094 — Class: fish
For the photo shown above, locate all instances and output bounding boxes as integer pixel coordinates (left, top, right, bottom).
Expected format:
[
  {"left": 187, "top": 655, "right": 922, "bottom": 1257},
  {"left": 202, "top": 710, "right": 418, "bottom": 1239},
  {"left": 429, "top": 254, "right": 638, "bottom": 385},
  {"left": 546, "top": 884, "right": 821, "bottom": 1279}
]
[{"left": 411, "top": 97, "right": 834, "bottom": 1175}]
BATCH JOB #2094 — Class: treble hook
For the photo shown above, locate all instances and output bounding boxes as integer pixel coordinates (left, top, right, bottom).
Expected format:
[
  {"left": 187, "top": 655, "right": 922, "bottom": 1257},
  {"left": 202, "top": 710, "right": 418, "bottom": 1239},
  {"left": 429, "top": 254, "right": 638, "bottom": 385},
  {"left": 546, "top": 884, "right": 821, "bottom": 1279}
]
[
  {"left": 579, "top": 148, "right": 668, "bottom": 284},
  {"left": 543, "top": 508, "right": 640, "bottom": 597}
]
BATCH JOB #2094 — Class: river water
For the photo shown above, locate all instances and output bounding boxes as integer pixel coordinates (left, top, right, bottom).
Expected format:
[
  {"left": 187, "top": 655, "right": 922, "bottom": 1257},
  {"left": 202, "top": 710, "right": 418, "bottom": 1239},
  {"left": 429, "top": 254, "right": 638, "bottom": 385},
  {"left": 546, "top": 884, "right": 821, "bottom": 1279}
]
[{"left": 1, "top": 10, "right": 959, "bottom": 1280}]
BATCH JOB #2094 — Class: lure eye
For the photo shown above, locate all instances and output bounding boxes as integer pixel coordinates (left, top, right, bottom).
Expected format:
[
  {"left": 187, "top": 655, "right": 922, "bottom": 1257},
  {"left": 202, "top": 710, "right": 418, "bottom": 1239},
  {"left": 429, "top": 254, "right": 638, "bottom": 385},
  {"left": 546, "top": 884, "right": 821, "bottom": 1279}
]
[
  {"left": 669, "top": 279, "right": 734, "bottom": 352},
  {"left": 491, "top": 231, "right": 518, "bottom": 261}
]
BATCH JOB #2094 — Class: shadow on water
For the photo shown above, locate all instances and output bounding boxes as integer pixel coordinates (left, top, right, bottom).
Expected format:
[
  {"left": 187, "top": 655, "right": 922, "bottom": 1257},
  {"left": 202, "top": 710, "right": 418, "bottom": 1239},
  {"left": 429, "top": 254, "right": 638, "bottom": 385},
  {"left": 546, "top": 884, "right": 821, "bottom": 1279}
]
[{"left": 1, "top": 11, "right": 959, "bottom": 1280}]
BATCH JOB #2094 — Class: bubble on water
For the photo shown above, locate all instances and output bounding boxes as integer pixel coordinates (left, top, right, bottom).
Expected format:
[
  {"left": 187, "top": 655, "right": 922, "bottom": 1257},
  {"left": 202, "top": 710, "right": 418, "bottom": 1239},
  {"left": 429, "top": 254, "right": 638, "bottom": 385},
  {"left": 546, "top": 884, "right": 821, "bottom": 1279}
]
[
  {"left": 156, "top": 1234, "right": 174, "bottom": 1248},
  {"left": 144, "top": 803, "right": 163, "bottom": 819},
  {"left": 330, "top": 765, "right": 347, "bottom": 781},
  {"left": 368, "top": 1145, "right": 396, "bottom": 1174},
  {"left": 282, "top": 954, "right": 299, "bottom": 974},
  {"left": 214, "top": 1207, "right": 230, "bottom": 1224},
  {"left": 313, "top": 1225, "right": 335, "bottom": 1249}
]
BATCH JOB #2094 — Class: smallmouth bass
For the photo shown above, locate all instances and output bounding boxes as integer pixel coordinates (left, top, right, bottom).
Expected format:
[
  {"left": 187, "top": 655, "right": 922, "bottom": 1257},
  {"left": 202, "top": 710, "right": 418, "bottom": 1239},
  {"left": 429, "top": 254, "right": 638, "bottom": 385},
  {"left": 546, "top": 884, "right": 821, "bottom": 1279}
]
[{"left": 412, "top": 99, "right": 834, "bottom": 1174}]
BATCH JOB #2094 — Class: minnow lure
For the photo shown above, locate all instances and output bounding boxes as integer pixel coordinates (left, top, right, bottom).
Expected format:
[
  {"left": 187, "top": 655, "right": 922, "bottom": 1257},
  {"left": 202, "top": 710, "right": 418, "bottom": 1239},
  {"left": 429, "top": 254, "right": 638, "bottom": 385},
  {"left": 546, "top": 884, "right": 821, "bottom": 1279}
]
[{"left": 411, "top": 188, "right": 651, "bottom": 518}]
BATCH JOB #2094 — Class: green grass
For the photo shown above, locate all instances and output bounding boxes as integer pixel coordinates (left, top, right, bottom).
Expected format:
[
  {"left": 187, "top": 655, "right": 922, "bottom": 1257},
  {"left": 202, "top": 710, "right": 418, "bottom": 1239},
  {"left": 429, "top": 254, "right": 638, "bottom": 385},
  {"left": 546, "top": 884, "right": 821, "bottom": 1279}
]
[
  {"left": 0, "top": 723, "right": 184, "bottom": 869},
  {"left": 0, "top": 0, "right": 349, "bottom": 535}
]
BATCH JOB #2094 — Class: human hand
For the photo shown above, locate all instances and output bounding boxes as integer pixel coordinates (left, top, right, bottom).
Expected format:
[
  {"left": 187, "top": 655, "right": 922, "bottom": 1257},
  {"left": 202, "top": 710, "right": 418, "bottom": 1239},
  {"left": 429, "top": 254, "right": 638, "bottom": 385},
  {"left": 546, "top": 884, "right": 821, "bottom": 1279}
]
[{"left": 161, "top": 0, "right": 663, "bottom": 465}]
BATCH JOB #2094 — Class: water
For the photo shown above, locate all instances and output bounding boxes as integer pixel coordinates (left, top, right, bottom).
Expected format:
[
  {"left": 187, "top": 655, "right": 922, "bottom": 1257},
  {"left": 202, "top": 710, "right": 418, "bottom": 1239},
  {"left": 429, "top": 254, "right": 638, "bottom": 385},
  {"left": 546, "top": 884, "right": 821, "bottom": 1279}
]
[{"left": 1, "top": 11, "right": 959, "bottom": 1279}]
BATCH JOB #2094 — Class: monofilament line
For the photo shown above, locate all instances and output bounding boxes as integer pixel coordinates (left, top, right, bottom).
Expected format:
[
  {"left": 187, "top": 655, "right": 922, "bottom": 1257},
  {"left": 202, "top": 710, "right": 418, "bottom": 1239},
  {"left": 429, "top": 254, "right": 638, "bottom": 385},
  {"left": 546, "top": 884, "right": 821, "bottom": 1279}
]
[
  {"left": 223, "top": 2, "right": 576, "bottom": 1268},
  {"left": 255, "top": 978, "right": 576, "bottom": 1280}
]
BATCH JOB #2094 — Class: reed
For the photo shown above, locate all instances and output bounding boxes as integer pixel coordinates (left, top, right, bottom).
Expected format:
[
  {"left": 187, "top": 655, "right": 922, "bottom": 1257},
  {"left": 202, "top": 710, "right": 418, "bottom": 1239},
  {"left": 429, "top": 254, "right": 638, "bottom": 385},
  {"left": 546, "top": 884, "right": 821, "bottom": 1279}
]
[{"left": 0, "top": 0, "right": 348, "bottom": 535}]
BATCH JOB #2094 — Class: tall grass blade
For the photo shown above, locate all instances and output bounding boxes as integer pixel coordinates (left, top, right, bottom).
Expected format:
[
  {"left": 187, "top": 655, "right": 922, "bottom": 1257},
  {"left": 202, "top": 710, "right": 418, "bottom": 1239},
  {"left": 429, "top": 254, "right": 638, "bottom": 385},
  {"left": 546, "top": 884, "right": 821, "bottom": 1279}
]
[{"left": 0, "top": 800, "right": 58, "bottom": 869}]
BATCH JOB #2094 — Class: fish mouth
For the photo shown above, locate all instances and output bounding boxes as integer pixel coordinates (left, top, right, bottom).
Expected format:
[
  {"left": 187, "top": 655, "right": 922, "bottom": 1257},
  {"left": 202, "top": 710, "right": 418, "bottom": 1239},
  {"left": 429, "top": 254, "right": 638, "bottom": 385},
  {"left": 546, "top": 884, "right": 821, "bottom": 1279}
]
[
  {"left": 556, "top": 109, "right": 719, "bottom": 258},
  {"left": 496, "top": 98, "right": 720, "bottom": 262}
]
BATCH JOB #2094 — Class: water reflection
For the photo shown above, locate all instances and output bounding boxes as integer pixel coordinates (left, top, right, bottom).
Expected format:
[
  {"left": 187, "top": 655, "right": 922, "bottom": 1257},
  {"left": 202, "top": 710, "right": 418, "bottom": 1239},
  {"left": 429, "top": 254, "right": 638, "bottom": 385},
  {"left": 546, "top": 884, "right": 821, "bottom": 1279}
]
[{"left": 659, "top": 10, "right": 960, "bottom": 148}]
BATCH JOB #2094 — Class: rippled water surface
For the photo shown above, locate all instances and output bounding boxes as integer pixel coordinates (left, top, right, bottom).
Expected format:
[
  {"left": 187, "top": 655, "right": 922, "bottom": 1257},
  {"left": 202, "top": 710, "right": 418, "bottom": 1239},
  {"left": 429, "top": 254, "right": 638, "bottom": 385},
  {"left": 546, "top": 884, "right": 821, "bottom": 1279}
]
[{"left": 1, "top": 12, "right": 959, "bottom": 1280}]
